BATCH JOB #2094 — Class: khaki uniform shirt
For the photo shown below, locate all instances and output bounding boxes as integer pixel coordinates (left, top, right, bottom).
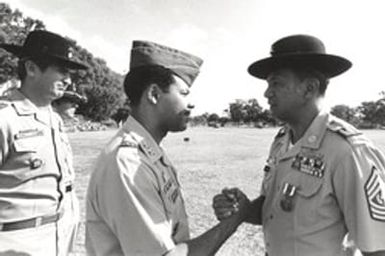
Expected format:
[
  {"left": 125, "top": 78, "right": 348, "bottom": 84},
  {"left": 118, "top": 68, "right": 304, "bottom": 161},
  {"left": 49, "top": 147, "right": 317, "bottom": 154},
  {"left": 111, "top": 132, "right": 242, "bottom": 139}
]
[
  {"left": 86, "top": 116, "right": 189, "bottom": 256},
  {"left": 0, "top": 89, "right": 75, "bottom": 222},
  {"left": 261, "top": 112, "right": 385, "bottom": 256}
]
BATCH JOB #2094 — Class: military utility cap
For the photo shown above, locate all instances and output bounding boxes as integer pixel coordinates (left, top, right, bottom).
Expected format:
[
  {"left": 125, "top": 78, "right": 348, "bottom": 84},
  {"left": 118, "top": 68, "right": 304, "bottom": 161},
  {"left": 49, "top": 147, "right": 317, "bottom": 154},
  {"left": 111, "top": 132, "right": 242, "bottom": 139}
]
[
  {"left": 0, "top": 30, "right": 87, "bottom": 70},
  {"left": 60, "top": 90, "right": 87, "bottom": 104},
  {"left": 130, "top": 40, "right": 203, "bottom": 86},
  {"left": 248, "top": 34, "right": 352, "bottom": 79}
]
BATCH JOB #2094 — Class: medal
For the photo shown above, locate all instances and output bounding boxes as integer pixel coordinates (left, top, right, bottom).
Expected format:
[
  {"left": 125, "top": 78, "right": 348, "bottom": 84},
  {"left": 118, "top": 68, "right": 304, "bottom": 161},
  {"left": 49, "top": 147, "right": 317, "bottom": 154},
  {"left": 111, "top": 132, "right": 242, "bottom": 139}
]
[
  {"left": 280, "top": 197, "right": 293, "bottom": 212},
  {"left": 280, "top": 183, "right": 297, "bottom": 212},
  {"left": 292, "top": 153, "right": 325, "bottom": 178}
]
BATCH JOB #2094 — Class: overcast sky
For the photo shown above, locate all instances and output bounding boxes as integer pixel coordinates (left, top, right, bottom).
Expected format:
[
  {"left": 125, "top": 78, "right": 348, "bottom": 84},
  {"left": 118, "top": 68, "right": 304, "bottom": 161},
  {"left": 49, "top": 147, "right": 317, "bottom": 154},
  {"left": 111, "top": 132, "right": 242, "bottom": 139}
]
[{"left": 4, "top": 0, "right": 385, "bottom": 115}]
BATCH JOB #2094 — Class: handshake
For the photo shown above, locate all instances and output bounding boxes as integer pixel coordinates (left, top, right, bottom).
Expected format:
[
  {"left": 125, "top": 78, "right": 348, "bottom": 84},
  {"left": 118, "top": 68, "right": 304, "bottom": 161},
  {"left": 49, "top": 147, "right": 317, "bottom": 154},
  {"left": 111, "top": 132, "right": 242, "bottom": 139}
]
[{"left": 212, "top": 187, "right": 251, "bottom": 222}]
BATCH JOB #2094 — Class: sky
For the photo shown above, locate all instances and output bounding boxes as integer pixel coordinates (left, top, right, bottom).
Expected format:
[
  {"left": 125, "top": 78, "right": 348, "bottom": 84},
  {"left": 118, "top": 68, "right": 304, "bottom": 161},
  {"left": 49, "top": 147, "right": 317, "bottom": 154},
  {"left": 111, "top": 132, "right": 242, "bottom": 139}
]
[{"left": 3, "top": 0, "right": 385, "bottom": 115}]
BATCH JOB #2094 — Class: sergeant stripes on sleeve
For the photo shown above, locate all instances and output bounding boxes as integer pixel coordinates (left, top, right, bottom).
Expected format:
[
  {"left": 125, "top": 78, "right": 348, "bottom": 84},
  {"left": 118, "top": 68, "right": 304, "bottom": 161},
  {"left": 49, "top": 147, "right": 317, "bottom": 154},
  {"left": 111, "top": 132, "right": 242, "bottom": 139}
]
[{"left": 364, "top": 166, "right": 385, "bottom": 221}]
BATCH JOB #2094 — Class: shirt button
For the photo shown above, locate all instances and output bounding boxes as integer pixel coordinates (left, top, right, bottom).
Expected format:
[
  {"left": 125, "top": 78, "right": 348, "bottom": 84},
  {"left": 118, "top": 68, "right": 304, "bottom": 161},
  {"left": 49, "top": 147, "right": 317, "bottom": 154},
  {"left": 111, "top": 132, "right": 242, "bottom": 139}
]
[
  {"left": 30, "top": 158, "right": 43, "bottom": 169},
  {"left": 270, "top": 214, "right": 273, "bottom": 219}
]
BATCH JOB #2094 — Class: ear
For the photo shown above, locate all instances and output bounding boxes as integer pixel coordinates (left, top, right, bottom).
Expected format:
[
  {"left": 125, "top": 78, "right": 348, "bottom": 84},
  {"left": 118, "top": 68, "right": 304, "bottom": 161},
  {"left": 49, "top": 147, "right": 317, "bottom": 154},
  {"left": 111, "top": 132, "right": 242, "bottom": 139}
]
[
  {"left": 303, "top": 78, "right": 320, "bottom": 99},
  {"left": 24, "top": 60, "right": 39, "bottom": 78},
  {"left": 146, "top": 83, "right": 161, "bottom": 104}
]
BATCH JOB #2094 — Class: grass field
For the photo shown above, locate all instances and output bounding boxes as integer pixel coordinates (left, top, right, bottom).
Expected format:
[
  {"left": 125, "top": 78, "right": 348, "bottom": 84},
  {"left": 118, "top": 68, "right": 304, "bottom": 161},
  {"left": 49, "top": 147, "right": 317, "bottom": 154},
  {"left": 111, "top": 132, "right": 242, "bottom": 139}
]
[{"left": 69, "top": 127, "right": 385, "bottom": 256}]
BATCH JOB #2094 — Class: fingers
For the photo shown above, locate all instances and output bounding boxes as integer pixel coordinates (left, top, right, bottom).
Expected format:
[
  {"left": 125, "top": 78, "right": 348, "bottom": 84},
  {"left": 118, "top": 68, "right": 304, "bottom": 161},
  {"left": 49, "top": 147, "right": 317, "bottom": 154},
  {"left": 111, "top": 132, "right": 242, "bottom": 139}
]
[
  {"left": 212, "top": 193, "right": 239, "bottom": 221},
  {"left": 214, "top": 187, "right": 251, "bottom": 221},
  {"left": 222, "top": 187, "right": 248, "bottom": 203}
]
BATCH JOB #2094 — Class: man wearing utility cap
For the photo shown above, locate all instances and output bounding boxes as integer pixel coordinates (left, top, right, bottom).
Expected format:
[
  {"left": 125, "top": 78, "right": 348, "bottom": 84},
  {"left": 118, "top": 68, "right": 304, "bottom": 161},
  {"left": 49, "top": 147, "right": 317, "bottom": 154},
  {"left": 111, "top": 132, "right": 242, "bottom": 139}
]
[
  {"left": 0, "top": 30, "right": 87, "bottom": 255},
  {"left": 52, "top": 84, "right": 87, "bottom": 120},
  {"left": 213, "top": 35, "right": 385, "bottom": 256},
  {"left": 85, "top": 40, "right": 249, "bottom": 256}
]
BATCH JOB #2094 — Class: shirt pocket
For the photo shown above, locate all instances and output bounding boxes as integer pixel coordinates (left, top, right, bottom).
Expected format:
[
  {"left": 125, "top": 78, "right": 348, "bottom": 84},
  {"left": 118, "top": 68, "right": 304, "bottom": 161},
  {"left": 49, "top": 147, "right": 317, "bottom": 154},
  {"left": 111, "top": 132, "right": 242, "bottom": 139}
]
[
  {"left": 13, "top": 138, "right": 39, "bottom": 163},
  {"left": 283, "top": 171, "right": 324, "bottom": 227},
  {"left": 292, "top": 173, "right": 323, "bottom": 198},
  {"left": 0, "top": 138, "right": 43, "bottom": 183}
]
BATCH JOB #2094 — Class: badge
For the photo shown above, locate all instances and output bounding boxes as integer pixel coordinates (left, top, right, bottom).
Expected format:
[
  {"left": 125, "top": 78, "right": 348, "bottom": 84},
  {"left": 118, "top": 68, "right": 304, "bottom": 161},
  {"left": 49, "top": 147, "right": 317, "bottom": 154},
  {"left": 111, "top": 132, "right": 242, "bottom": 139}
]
[
  {"left": 292, "top": 153, "right": 325, "bottom": 178},
  {"left": 364, "top": 166, "right": 385, "bottom": 221},
  {"left": 15, "top": 129, "right": 44, "bottom": 139},
  {"left": 280, "top": 183, "right": 297, "bottom": 212}
]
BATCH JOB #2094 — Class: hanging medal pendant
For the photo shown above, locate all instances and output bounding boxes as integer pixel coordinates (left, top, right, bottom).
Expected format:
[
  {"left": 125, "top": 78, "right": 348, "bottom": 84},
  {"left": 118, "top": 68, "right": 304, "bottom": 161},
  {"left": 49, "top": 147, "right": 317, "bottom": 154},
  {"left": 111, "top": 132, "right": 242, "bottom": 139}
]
[
  {"left": 280, "top": 197, "right": 294, "bottom": 212},
  {"left": 280, "top": 182, "right": 297, "bottom": 212}
]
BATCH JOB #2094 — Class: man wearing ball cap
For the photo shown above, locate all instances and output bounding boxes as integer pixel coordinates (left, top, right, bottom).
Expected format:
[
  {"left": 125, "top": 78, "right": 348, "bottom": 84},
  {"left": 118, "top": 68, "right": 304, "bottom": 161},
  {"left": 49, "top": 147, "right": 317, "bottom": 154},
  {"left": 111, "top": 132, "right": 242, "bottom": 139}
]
[
  {"left": 86, "top": 40, "right": 249, "bottom": 256},
  {"left": 0, "top": 30, "right": 87, "bottom": 255},
  {"left": 214, "top": 34, "right": 385, "bottom": 256}
]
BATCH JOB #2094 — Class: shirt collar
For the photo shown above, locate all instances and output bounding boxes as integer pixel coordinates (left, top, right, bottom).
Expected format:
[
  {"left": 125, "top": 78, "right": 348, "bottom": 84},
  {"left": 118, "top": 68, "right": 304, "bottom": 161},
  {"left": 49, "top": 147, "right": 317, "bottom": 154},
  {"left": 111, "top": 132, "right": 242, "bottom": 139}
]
[
  {"left": 7, "top": 89, "right": 53, "bottom": 126},
  {"left": 122, "top": 116, "right": 163, "bottom": 162},
  {"left": 8, "top": 89, "right": 38, "bottom": 116},
  {"left": 295, "top": 111, "right": 329, "bottom": 150},
  {"left": 273, "top": 111, "right": 330, "bottom": 161}
]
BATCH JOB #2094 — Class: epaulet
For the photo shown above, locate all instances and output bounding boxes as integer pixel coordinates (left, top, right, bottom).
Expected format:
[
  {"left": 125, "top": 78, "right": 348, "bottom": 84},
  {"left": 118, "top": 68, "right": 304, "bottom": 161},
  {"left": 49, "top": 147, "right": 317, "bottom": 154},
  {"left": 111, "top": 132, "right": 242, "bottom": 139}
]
[
  {"left": 275, "top": 126, "right": 287, "bottom": 139},
  {"left": 327, "top": 118, "right": 362, "bottom": 139},
  {"left": 119, "top": 133, "right": 139, "bottom": 148}
]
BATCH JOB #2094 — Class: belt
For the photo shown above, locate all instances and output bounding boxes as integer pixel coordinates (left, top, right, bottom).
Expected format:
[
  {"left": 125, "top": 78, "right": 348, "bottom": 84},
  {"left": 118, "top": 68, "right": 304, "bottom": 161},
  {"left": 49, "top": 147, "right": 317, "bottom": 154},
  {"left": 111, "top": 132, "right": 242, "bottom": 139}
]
[
  {"left": 0, "top": 211, "right": 63, "bottom": 231},
  {"left": 0, "top": 185, "right": 72, "bottom": 232}
]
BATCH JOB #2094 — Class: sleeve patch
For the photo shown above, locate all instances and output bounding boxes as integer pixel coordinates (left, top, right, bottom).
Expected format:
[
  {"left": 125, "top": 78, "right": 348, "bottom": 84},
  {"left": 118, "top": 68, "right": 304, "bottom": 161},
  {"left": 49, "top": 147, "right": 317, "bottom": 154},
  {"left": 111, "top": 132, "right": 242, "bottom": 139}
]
[{"left": 364, "top": 166, "right": 385, "bottom": 221}]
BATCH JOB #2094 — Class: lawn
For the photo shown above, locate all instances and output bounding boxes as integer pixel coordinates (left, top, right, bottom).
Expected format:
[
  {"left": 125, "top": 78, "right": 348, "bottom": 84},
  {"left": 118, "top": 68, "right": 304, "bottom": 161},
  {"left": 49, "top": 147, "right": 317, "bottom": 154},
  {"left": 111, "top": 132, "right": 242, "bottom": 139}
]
[{"left": 69, "top": 127, "right": 385, "bottom": 256}]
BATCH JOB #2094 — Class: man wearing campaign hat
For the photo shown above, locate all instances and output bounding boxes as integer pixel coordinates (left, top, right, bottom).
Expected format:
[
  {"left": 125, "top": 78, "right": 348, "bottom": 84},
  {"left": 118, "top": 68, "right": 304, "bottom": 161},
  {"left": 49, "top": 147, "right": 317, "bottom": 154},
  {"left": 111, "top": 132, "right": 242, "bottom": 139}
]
[
  {"left": 213, "top": 35, "right": 385, "bottom": 256},
  {"left": 0, "top": 30, "right": 87, "bottom": 255},
  {"left": 85, "top": 40, "right": 249, "bottom": 256}
]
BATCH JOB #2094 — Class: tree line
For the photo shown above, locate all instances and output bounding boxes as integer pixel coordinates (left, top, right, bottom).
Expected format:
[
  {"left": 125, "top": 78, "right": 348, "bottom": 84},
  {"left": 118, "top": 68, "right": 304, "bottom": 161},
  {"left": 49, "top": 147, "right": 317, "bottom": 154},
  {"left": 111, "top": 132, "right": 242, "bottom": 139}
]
[
  {"left": 190, "top": 96, "right": 385, "bottom": 129},
  {"left": 1, "top": 3, "right": 384, "bottom": 129}
]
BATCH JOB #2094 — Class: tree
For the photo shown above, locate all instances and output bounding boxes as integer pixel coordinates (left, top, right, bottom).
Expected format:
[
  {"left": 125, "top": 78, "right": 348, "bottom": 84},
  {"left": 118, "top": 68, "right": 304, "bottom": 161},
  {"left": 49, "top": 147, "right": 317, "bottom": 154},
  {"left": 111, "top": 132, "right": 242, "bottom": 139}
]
[
  {"left": 244, "top": 99, "right": 263, "bottom": 122},
  {"left": 259, "top": 109, "right": 279, "bottom": 126},
  {"left": 65, "top": 38, "right": 125, "bottom": 121},
  {"left": 357, "top": 98, "right": 385, "bottom": 128},
  {"left": 207, "top": 113, "right": 220, "bottom": 123},
  {"left": 229, "top": 99, "right": 247, "bottom": 123},
  {"left": 330, "top": 104, "right": 359, "bottom": 126},
  {"left": 189, "top": 113, "right": 208, "bottom": 126},
  {"left": 0, "top": 3, "right": 45, "bottom": 84},
  {"left": 228, "top": 99, "right": 268, "bottom": 125},
  {"left": 77, "top": 85, "right": 123, "bottom": 121},
  {"left": 206, "top": 113, "right": 220, "bottom": 128}
]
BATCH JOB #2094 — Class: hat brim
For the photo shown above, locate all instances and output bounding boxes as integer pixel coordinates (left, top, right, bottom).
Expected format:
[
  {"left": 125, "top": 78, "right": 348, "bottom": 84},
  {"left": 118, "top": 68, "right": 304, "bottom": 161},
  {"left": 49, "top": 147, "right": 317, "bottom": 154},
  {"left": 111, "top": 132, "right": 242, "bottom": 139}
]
[
  {"left": 57, "top": 91, "right": 87, "bottom": 104},
  {"left": 0, "top": 44, "right": 88, "bottom": 70},
  {"left": 248, "top": 54, "right": 352, "bottom": 79}
]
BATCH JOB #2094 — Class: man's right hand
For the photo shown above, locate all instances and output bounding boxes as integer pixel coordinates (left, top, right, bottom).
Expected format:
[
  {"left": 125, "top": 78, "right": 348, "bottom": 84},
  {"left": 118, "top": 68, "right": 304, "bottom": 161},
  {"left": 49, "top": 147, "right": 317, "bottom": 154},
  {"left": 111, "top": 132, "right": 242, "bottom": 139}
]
[{"left": 212, "top": 187, "right": 250, "bottom": 221}]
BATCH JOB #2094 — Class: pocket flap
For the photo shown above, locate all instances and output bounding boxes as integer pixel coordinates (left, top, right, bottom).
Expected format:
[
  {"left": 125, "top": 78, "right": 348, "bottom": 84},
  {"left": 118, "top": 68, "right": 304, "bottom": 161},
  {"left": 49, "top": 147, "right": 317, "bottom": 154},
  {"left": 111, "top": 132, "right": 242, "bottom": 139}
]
[
  {"left": 13, "top": 138, "right": 38, "bottom": 153},
  {"left": 284, "top": 172, "right": 323, "bottom": 197}
]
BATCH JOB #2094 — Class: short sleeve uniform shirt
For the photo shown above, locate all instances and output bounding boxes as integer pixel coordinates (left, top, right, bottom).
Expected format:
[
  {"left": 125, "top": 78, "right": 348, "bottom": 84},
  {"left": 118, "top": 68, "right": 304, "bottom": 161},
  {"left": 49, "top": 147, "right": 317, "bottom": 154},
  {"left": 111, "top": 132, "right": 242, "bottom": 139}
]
[
  {"left": 86, "top": 116, "right": 189, "bottom": 256},
  {"left": 261, "top": 112, "right": 385, "bottom": 256}
]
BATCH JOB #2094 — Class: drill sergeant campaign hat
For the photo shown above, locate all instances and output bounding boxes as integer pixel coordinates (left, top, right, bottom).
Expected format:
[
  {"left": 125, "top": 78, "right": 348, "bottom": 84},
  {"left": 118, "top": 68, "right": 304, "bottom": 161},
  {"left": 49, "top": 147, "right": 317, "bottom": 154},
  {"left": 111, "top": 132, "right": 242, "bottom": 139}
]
[
  {"left": 130, "top": 40, "right": 203, "bottom": 87},
  {"left": 247, "top": 34, "right": 352, "bottom": 79},
  {"left": 0, "top": 30, "right": 87, "bottom": 70}
]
